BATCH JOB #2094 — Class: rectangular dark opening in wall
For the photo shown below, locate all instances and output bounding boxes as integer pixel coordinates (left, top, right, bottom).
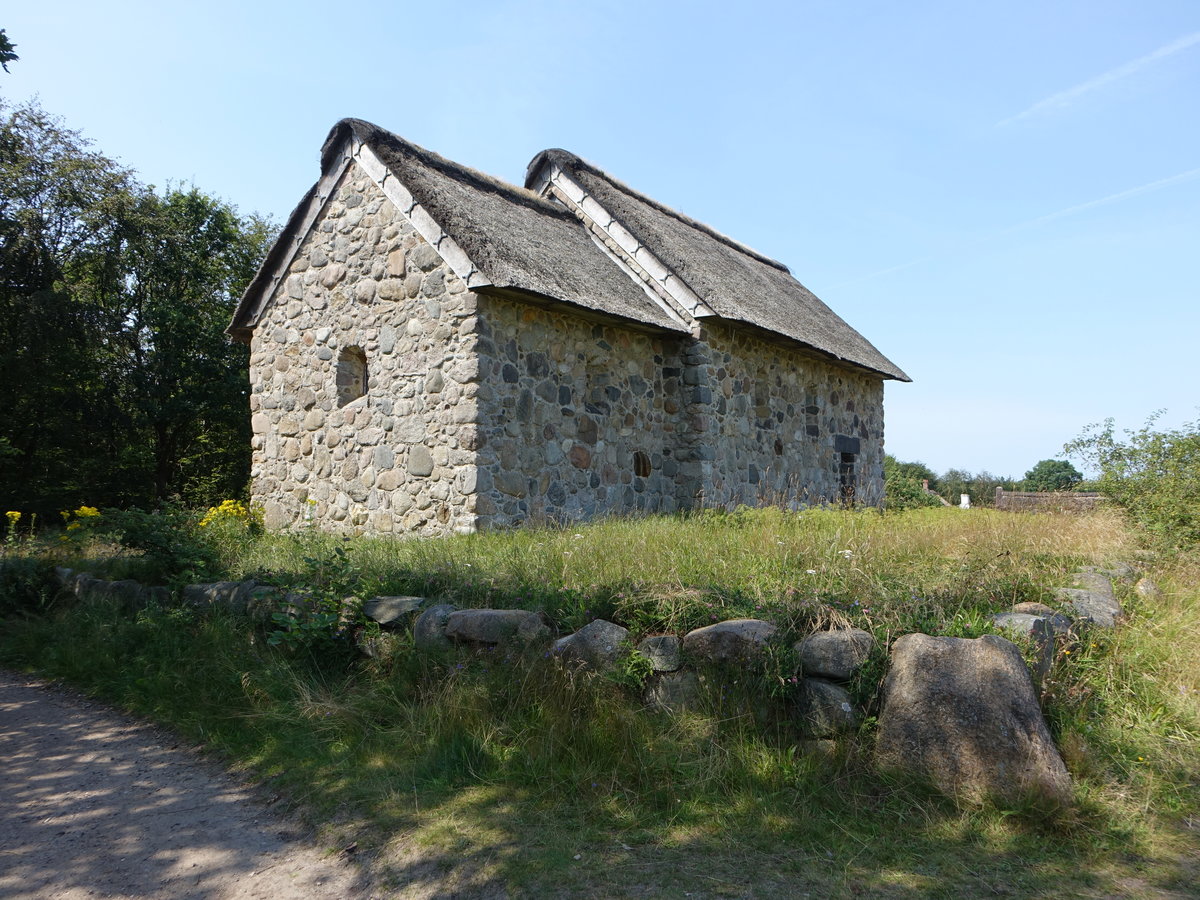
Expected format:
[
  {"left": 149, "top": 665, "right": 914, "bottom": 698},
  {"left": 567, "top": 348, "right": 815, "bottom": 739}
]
[
  {"left": 834, "top": 434, "right": 859, "bottom": 506},
  {"left": 839, "top": 452, "right": 857, "bottom": 506}
]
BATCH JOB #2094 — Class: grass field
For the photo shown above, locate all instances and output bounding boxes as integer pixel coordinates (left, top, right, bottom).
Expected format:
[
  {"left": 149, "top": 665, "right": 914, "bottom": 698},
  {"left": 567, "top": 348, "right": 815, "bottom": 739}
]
[{"left": 2, "top": 506, "right": 1198, "bottom": 897}]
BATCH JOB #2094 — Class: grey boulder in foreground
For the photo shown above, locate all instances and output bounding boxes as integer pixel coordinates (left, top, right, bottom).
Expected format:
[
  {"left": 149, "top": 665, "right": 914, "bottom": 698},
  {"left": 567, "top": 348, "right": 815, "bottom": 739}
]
[{"left": 875, "top": 633, "right": 1072, "bottom": 807}]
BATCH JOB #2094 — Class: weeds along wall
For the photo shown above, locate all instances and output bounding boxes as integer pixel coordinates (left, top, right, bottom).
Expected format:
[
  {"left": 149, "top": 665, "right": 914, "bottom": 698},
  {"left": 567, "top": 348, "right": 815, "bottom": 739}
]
[{"left": 247, "top": 163, "right": 887, "bottom": 535}]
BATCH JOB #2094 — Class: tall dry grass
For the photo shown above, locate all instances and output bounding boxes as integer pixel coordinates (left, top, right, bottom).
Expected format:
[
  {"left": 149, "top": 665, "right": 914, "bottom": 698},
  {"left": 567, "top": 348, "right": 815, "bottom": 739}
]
[{"left": 4, "top": 505, "right": 1197, "bottom": 897}]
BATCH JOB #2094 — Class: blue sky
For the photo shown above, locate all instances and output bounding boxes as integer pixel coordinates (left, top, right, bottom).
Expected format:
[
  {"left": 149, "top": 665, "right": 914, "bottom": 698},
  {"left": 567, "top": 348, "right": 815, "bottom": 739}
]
[{"left": 4, "top": 0, "right": 1197, "bottom": 478}]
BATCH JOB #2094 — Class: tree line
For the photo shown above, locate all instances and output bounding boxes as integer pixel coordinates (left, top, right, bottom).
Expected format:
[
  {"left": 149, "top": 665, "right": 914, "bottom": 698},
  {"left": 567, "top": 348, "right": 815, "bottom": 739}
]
[
  {"left": 0, "top": 98, "right": 272, "bottom": 516},
  {"left": 884, "top": 455, "right": 1084, "bottom": 509}
]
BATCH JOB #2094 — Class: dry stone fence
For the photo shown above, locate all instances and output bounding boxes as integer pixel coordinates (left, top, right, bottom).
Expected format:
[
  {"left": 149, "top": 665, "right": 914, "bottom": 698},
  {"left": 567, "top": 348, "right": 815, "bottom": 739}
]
[
  {"left": 49, "top": 561, "right": 1157, "bottom": 808},
  {"left": 994, "top": 488, "right": 1105, "bottom": 512}
]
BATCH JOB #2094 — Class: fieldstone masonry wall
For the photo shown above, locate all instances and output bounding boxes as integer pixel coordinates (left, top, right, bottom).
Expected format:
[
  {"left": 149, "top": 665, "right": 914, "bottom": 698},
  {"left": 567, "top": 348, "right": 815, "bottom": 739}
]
[
  {"left": 688, "top": 323, "right": 884, "bottom": 509},
  {"left": 247, "top": 165, "right": 886, "bottom": 535},
  {"left": 249, "top": 163, "right": 482, "bottom": 535},
  {"left": 473, "top": 295, "right": 690, "bottom": 526}
]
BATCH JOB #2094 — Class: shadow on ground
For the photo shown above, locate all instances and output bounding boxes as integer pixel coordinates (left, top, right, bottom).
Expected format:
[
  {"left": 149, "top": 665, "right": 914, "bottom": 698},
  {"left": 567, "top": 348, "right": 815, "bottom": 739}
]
[{"left": 0, "top": 672, "right": 372, "bottom": 900}]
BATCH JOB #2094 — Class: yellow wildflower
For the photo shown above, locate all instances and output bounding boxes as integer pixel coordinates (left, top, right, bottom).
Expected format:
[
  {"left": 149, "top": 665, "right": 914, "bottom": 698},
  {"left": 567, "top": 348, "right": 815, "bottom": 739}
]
[
  {"left": 199, "top": 499, "right": 258, "bottom": 529},
  {"left": 5, "top": 510, "right": 19, "bottom": 526}
]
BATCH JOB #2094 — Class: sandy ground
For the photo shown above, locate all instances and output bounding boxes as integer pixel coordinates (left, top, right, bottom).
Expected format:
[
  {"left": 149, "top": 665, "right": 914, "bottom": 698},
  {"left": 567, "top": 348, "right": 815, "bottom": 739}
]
[{"left": 0, "top": 670, "right": 377, "bottom": 899}]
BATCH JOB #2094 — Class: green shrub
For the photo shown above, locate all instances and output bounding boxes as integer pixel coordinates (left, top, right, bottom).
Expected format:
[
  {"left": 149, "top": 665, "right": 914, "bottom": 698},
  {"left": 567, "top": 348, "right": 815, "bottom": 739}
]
[
  {"left": 0, "top": 556, "right": 56, "bottom": 616},
  {"left": 883, "top": 456, "right": 943, "bottom": 510},
  {"left": 884, "top": 474, "right": 943, "bottom": 510},
  {"left": 99, "top": 504, "right": 217, "bottom": 586},
  {"left": 1067, "top": 413, "right": 1200, "bottom": 549}
]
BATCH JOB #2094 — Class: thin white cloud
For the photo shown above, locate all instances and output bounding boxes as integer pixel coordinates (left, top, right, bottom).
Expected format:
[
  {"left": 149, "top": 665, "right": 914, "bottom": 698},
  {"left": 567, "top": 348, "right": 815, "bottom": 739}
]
[
  {"left": 832, "top": 166, "right": 1200, "bottom": 288},
  {"left": 998, "top": 30, "right": 1200, "bottom": 127},
  {"left": 1011, "top": 167, "right": 1200, "bottom": 228}
]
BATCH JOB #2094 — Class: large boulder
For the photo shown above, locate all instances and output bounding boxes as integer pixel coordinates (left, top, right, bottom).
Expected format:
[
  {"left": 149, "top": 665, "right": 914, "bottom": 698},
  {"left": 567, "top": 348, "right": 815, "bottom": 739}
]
[
  {"left": 796, "top": 628, "right": 874, "bottom": 681},
  {"left": 1009, "top": 602, "right": 1073, "bottom": 635},
  {"left": 875, "top": 633, "right": 1072, "bottom": 806},
  {"left": 363, "top": 595, "right": 425, "bottom": 626},
  {"left": 1055, "top": 588, "right": 1123, "bottom": 628},
  {"left": 103, "top": 579, "right": 149, "bottom": 609},
  {"left": 682, "top": 619, "right": 776, "bottom": 664},
  {"left": 444, "top": 608, "right": 550, "bottom": 647},
  {"left": 182, "top": 580, "right": 257, "bottom": 613},
  {"left": 1074, "top": 570, "right": 1118, "bottom": 599},
  {"left": 553, "top": 619, "right": 629, "bottom": 671}
]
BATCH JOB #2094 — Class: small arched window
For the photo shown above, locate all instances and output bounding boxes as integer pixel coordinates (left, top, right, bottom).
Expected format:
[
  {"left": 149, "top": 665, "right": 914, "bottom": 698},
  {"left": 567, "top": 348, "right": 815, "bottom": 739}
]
[
  {"left": 336, "top": 346, "right": 368, "bottom": 407},
  {"left": 633, "top": 450, "right": 652, "bottom": 478}
]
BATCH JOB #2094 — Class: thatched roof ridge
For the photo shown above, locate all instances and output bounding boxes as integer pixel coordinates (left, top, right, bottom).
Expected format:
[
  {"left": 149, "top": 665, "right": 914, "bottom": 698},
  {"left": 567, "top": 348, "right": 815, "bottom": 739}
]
[
  {"left": 526, "top": 149, "right": 910, "bottom": 382},
  {"left": 528, "top": 148, "right": 791, "bottom": 270}
]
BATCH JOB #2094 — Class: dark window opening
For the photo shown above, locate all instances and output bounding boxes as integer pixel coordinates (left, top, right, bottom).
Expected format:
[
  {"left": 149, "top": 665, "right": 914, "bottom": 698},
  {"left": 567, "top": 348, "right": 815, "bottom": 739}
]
[
  {"left": 633, "top": 450, "right": 652, "bottom": 478},
  {"left": 839, "top": 452, "right": 857, "bottom": 506},
  {"left": 336, "top": 346, "right": 368, "bottom": 407}
]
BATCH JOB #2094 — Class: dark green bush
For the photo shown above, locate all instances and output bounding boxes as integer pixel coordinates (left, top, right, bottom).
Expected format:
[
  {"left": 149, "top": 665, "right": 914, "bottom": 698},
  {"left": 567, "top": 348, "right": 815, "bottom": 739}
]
[
  {"left": 100, "top": 504, "right": 218, "bottom": 586},
  {"left": 1067, "top": 413, "right": 1200, "bottom": 549},
  {"left": 0, "top": 557, "right": 57, "bottom": 617}
]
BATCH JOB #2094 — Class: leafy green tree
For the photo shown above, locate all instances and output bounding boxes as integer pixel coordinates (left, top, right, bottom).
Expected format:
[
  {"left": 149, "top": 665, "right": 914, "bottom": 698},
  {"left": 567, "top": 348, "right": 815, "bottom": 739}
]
[
  {"left": 0, "top": 29, "right": 17, "bottom": 73},
  {"left": 95, "top": 189, "right": 271, "bottom": 503},
  {"left": 1067, "top": 414, "right": 1200, "bottom": 549},
  {"left": 884, "top": 455, "right": 938, "bottom": 491},
  {"left": 0, "top": 100, "right": 138, "bottom": 512},
  {"left": 0, "top": 100, "right": 270, "bottom": 514},
  {"left": 1022, "top": 459, "right": 1082, "bottom": 492}
]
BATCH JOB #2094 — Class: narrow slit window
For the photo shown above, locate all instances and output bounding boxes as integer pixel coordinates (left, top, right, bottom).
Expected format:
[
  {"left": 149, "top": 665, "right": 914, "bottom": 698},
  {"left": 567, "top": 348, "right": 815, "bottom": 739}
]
[
  {"left": 336, "top": 346, "right": 368, "bottom": 407},
  {"left": 839, "top": 452, "right": 857, "bottom": 506}
]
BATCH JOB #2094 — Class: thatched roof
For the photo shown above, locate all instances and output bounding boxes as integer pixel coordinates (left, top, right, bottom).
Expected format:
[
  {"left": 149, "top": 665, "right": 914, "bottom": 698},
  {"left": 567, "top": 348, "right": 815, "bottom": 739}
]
[
  {"left": 334, "top": 120, "right": 685, "bottom": 332},
  {"left": 229, "top": 121, "right": 685, "bottom": 340},
  {"left": 231, "top": 120, "right": 908, "bottom": 382},
  {"left": 527, "top": 149, "right": 909, "bottom": 381}
]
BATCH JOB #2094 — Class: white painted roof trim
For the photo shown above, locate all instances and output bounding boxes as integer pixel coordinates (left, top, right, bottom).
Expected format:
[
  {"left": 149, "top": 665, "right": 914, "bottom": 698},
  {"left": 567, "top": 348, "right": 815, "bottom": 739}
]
[
  {"left": 353, "top": 142, "right": 490, "bottom": 290},
  {"left": 530, "top": 162, "right": 717, "bottom": 322},
  {"left": 583, "top": 231, "right": 690, "bottom": 328}
]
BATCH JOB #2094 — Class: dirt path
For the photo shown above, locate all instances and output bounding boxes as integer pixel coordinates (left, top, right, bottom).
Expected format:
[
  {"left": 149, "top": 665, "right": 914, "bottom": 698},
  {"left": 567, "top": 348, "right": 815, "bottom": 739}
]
[{"left": 0, "top": 671, "right": 376, "bottom": 899}]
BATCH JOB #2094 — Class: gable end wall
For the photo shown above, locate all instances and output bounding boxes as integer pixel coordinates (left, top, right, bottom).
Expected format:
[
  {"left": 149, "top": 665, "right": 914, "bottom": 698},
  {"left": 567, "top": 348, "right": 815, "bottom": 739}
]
[{"left": 248, "top": 163, "right": 482, "bottom": 534}]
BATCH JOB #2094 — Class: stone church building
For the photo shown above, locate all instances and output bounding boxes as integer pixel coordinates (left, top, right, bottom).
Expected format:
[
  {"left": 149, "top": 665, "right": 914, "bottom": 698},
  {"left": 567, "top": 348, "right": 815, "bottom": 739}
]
[{"left": 228, "top": 119, "right": 909, "bottom": 535}]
